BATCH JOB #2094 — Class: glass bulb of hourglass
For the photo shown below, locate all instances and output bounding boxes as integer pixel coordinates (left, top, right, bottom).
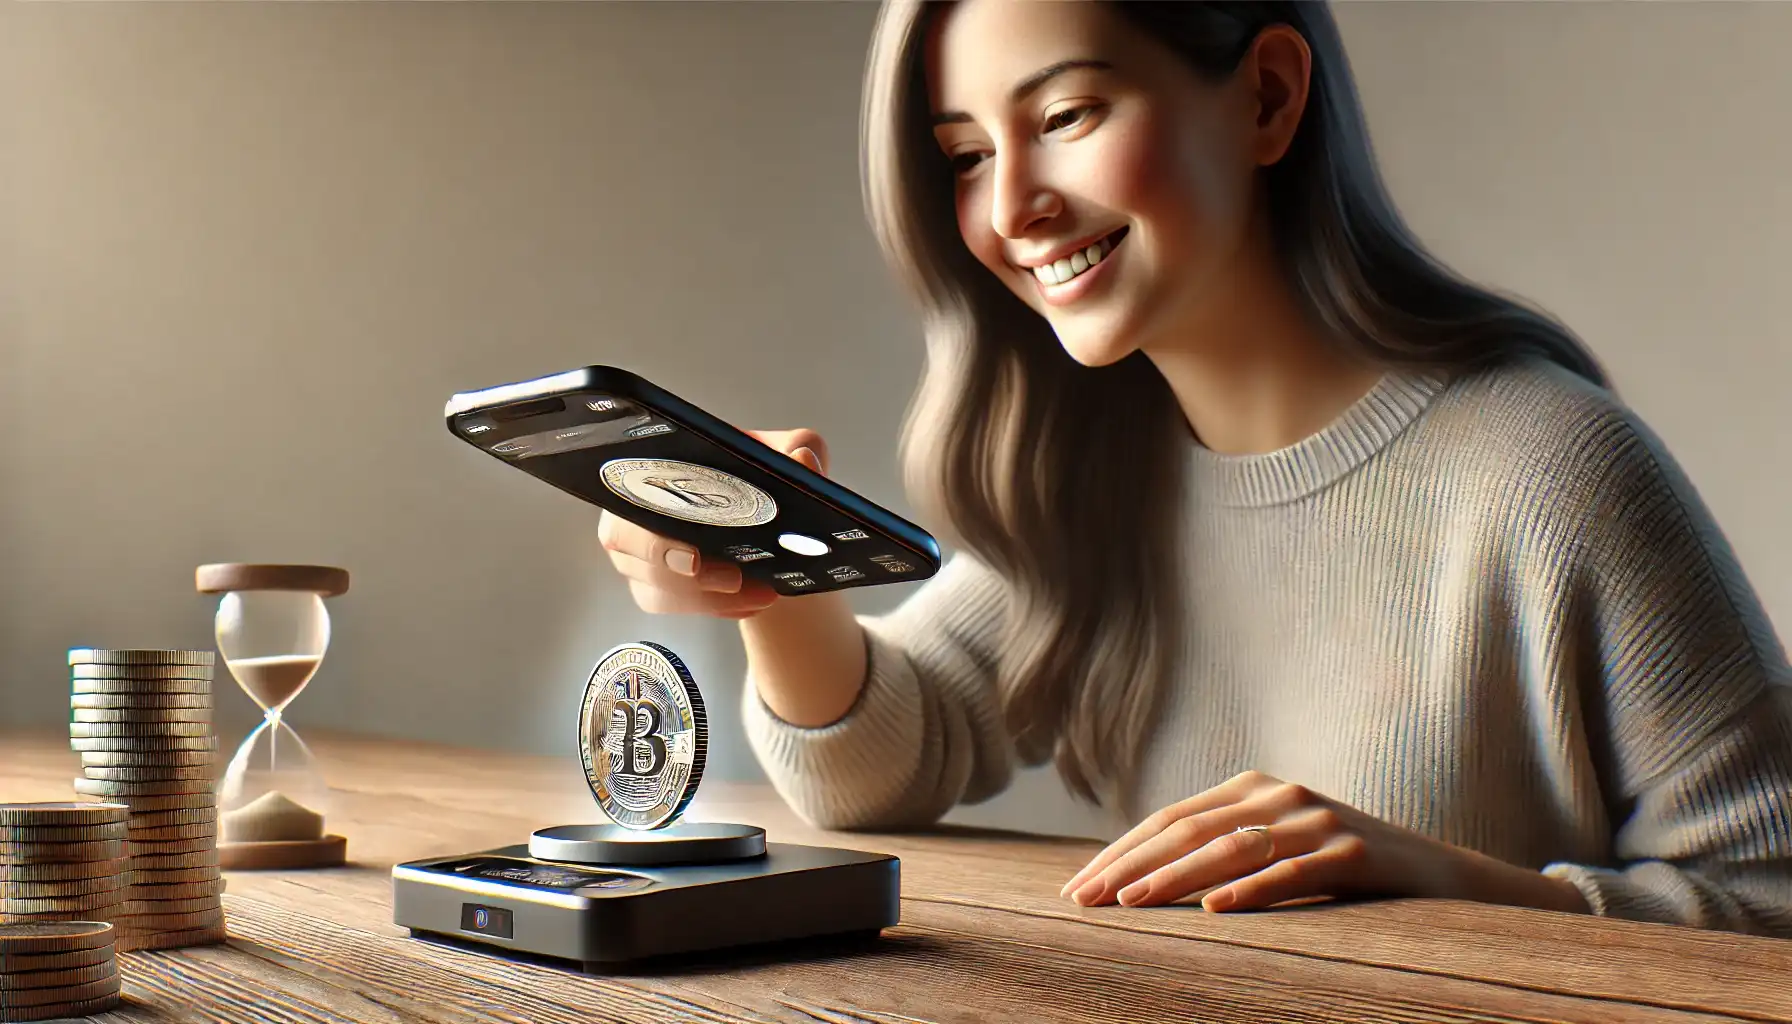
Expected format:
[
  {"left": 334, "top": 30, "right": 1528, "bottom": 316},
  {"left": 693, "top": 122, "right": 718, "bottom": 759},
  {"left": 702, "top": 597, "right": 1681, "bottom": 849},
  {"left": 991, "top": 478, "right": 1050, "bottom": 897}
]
[{"left": 215, "top": 589, "right": 333, "bottom": 842}]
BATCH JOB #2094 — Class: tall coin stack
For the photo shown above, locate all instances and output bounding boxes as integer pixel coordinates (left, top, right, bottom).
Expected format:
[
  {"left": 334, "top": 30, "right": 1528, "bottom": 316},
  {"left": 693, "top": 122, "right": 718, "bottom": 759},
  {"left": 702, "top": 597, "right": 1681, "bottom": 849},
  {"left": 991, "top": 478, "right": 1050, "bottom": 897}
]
[
  {"left": 67, "top": 649, "right": 227, "bottom": 952},
  {"left": 0, "top": 922, "right": 122, "bottom": 1022}
]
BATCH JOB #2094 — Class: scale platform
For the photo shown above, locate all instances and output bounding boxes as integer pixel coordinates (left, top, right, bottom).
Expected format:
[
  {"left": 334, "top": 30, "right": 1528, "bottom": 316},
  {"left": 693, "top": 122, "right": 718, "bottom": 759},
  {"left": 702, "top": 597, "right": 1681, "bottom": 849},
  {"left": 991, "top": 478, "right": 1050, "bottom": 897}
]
[{"left": 392, "top": 829, "right": 900, "bottom": 969}]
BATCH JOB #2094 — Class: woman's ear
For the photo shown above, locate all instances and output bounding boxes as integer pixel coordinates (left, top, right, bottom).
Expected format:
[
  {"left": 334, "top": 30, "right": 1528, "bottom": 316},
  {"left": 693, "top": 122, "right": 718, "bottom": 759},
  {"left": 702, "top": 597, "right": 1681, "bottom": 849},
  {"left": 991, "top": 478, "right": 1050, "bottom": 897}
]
[{"left": 1241, "top": 24, "right": 1313, "bottom": 167}]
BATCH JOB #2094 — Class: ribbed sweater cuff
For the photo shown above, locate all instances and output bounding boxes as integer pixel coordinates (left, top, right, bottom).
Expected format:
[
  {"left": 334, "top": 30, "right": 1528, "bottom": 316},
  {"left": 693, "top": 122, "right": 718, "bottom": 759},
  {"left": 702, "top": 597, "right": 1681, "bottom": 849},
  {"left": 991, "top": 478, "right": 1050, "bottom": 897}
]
[
  {"left": 739, "top": 619, "right": 927, "bottom": 829},
  {"left": 1541, "top": 861, "right": 1752, "bottom": 932}
]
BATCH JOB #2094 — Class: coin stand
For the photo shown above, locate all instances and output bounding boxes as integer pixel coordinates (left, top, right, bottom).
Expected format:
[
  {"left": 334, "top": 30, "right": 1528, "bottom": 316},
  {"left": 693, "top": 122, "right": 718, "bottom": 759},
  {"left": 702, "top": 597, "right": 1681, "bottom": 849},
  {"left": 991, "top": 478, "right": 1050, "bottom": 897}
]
[
  {"left": 196, "top": 563, "right": 350, "bottom": 870},
  {"left": 392, "top": 641, "right": 900, "bottom": 967},
  {"left": 527, "top": 822, "right": 766, "bottom": 866}
]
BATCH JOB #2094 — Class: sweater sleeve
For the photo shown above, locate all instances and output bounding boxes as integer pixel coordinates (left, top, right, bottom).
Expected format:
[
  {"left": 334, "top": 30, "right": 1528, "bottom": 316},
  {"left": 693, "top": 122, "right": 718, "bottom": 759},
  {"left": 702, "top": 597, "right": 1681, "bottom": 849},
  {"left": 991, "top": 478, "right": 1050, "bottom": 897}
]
[
  {"left": 739, "top": 550, "right": 1018, "bottom": 831},
  {"left": 1540, "top": 414, "right": 1792, "bottom": 937}
]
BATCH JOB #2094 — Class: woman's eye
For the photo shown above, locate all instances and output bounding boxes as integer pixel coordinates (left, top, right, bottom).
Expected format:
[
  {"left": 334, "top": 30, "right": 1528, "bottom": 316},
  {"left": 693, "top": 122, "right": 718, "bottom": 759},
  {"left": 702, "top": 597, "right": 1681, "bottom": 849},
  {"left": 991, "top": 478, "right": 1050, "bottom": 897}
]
[
  {"left": 1043, "top": 105, "right": 1095, "bottom": 133},
  {"left": 950, "top": 151, "right": 987, "bottom": 176}
]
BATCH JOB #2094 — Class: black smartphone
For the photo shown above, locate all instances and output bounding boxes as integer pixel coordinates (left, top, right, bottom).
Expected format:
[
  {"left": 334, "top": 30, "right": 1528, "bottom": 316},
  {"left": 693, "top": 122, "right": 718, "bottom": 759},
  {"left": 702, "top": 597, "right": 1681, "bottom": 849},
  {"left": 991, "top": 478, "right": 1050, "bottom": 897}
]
[{"left": 444, "top": 365, "right": 941, "bottom": 596}]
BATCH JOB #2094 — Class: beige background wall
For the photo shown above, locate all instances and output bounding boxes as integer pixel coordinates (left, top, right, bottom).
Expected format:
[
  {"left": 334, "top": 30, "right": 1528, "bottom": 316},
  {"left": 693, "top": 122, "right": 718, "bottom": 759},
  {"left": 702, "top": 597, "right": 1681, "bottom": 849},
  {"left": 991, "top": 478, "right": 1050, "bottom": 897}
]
[{"left": 4, "top": 2, "right": 1787, "bottom": 843}]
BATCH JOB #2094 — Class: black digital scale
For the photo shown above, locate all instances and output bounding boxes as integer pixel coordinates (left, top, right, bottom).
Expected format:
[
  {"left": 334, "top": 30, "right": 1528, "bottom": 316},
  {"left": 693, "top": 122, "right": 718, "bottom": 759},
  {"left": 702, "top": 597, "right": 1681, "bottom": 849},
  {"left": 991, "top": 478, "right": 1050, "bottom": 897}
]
[{"left": 391, "top": 822, "right": 901, "bottom": 969}]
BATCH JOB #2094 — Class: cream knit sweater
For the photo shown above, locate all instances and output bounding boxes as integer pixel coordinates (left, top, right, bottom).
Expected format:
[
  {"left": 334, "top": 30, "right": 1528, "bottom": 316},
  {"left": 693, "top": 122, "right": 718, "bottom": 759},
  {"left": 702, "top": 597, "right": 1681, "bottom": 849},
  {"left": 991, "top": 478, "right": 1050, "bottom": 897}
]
[{"left": 741, "top": 358, "right": 1792, "bottom": 936}]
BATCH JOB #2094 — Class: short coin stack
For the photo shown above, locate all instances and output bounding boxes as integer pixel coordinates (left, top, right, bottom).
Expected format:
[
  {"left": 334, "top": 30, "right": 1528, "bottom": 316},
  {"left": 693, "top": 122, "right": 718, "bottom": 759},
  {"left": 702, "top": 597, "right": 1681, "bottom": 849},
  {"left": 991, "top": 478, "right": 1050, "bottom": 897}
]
[
  {"left": 0, "top": 802, "right": 129, "bottom": 929},
  {"left": 68, "top": 648, "right": 227, "bottom": 952},
  {"left": 0, "top": 922, "right": 122, "bottom": 1022}
]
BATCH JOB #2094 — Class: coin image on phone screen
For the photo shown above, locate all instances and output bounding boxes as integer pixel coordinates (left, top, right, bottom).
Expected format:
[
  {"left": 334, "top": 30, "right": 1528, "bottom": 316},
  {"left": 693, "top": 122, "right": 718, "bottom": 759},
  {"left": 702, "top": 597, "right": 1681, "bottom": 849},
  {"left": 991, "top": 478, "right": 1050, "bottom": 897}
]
[{"left": 599, "top": 458, "right": 777, "bottom": 527}]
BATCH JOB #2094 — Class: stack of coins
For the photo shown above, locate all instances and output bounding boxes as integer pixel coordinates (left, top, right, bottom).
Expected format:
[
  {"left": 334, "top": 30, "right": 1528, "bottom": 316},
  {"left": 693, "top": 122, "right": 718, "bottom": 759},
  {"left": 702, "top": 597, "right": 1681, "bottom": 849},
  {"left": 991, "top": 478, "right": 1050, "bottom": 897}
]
[
  {"left": 0, "top": 922, "right": 121, "bottom": 1022},
  {"left": 0, "top": 803, "right": 129, "bottom": 929},
  {"left": 67, "top": 648, "right": 227, "bottom": 952}
]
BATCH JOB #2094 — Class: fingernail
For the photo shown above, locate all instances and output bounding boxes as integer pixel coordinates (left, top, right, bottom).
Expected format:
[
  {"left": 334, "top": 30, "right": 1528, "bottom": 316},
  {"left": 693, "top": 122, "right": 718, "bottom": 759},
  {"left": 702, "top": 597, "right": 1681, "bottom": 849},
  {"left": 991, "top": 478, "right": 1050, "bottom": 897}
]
[
  {"left": 1206, "top": 889, "right": 1235, "bottom": 912},
  {"left": 699, "top": 567, "right": 739, "bottom": 593},
  {"left": 794, "top": 446, "right": 818, "bottom": 468},
  {"left": 1117, "top": 884, "right": 1146, "bottom": 906},
  {"left": 1058, "top": 879, "right": 1081, "bottom": 898},
  {"left": 1072, "top": 880, "right": 1104, "bottom": 906},
  {"left": 664, "top": 549, "right": 696, "bottom": 576}
]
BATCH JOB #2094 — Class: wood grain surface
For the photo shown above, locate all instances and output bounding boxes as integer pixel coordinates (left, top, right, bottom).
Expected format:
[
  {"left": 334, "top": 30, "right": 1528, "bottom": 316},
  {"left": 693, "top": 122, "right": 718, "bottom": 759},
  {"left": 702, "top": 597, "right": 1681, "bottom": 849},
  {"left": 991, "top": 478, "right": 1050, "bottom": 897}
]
[{"left": 3, "top": 728, "right": 1788, "bottom": 1023}]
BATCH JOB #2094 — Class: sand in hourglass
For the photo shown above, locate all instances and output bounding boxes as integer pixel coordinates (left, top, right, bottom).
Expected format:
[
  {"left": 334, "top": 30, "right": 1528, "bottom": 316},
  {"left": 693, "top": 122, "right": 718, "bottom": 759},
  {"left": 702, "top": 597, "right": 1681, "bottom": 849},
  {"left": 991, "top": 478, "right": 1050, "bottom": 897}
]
[
  {"left": 230, "top": 653, "right": 321, "bottom": 710},
  {"left": 223, "top": 654, "right": 324, "bottom": 843}
]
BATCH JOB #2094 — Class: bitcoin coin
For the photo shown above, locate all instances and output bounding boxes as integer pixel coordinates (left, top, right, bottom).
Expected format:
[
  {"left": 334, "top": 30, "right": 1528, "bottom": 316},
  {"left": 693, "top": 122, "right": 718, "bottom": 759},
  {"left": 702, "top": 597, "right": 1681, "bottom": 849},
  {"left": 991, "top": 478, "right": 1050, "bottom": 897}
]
[
  {"left": 579, "top": 641, "right": 707, "bottom": 830},
  {"left": 599, "top": 459, "right": 777, "bottom": 527}
]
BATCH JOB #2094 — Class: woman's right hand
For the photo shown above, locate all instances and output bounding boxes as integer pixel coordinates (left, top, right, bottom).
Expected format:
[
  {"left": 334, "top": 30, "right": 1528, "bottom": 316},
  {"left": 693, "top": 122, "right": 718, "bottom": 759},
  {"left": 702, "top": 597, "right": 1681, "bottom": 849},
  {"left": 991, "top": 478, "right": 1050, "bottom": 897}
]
[{"left": 597, "top": 429, "right": 831, "bottom": 620}]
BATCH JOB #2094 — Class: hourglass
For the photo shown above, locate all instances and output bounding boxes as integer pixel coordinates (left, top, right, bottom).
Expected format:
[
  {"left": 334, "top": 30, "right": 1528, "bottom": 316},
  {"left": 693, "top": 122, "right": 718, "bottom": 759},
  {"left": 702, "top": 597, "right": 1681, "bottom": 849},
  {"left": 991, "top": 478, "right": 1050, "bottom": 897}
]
[{"left": 196, "top": 563, "right": 350, "bottom": 869}]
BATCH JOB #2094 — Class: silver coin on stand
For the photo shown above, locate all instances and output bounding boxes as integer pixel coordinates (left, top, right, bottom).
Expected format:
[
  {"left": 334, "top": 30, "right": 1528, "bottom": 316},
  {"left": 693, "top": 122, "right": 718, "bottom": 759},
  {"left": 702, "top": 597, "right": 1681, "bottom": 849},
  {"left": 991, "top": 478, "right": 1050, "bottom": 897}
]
[{"left": 529, "top": 641, "right": 764, "bottom": 866}]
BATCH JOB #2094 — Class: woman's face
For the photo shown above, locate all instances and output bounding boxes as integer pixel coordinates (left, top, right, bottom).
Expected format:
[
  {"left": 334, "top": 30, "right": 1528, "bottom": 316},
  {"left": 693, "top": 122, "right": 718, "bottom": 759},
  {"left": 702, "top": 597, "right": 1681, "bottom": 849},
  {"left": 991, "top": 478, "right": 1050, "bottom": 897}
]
[{"left": 926, "top": 0, "right": 1298, "bottom": 368}]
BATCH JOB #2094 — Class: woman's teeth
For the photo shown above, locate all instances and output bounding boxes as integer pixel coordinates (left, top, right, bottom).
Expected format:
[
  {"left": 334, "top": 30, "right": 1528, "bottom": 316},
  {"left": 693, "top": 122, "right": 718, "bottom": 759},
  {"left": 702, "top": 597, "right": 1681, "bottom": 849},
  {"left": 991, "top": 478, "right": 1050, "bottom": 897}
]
[{"left": 1032, "top": 232, "right": 1121, "bottom": 286}]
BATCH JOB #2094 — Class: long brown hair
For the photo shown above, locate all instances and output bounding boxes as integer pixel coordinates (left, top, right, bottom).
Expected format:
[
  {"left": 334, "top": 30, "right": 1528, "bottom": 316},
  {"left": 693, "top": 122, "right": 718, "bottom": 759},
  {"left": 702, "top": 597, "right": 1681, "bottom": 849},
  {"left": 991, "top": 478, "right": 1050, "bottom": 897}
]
[{"left": 860, "top": 0, "right": 1607, "bottom": 816}]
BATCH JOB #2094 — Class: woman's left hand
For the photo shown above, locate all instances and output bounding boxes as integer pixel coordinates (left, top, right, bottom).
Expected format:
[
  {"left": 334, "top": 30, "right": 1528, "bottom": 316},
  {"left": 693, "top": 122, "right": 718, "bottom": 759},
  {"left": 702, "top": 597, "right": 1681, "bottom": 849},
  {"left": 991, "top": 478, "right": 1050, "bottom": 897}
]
[{"left": 1060, "top": 771, "right": 1491, "bottom": 912}]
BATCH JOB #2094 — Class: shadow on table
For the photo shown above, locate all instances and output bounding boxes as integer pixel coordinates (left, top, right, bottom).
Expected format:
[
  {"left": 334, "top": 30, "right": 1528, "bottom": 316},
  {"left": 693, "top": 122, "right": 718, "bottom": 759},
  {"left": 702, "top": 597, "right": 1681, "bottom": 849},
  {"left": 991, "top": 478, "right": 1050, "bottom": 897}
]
[
  {"left": 92, "top": 997, "right": 192, "bottom": 1024},
  {"left": 414, "top": 927, "right": 938, "bottom": 979}
]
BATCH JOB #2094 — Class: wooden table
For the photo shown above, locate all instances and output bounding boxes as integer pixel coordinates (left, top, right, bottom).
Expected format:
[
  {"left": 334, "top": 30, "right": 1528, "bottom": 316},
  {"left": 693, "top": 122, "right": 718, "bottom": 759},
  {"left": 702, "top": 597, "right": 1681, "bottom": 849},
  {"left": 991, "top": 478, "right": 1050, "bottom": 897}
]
[{"left": 4, "top": 728, "right": 1789, "bottom": 1023}]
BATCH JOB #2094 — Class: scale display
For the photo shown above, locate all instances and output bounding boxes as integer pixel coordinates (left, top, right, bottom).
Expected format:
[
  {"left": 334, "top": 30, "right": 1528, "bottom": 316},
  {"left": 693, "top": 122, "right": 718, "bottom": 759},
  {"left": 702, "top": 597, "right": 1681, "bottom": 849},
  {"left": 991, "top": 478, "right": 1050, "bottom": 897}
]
[{"left": 431, "top": 857, "right": 643, "bottom": 892}]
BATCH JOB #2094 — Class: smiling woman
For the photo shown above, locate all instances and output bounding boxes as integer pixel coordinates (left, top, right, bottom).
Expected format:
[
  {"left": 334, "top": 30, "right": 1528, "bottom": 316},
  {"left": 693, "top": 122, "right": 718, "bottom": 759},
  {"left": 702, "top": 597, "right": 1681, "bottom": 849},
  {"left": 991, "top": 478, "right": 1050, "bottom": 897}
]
[{"left": 720, "top": 0, "right": 1792, "bottom": 936}]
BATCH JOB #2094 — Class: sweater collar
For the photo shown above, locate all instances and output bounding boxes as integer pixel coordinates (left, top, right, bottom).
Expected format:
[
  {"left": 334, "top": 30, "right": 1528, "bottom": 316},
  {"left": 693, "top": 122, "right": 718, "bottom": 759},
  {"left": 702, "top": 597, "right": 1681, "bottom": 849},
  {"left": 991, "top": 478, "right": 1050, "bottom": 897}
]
[{"left": 1184, "top": 367, "right": 1451, "bottom": 508}]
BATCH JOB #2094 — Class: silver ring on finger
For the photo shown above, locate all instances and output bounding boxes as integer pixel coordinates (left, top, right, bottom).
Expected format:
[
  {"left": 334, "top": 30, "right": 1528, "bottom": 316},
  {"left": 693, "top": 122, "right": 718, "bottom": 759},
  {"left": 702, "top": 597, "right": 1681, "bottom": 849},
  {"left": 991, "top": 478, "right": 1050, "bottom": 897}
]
[{"left": 1232, "top": 823, "right": 1275, "bottom": 861}]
